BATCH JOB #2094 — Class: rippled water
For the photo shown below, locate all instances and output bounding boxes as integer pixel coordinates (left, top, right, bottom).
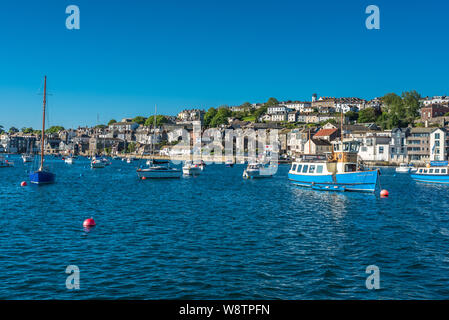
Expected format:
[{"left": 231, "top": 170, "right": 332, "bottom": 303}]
[{"left": 1, "top": 155, "right": 449, "bottom": 299}]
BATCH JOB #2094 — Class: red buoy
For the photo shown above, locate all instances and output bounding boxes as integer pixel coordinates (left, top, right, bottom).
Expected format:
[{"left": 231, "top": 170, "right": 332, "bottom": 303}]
[
  {"left": 83, "top": 218, "right": 96, "bottom": 227},
  {"left": 21, "top": 181, "right": 27, "bottom": 187},
  {"left": 380, "top": 189, "right": 389, "bottom": 198},
  {"left": 141, "top": 176, "right": 147, "bottom": 180}
]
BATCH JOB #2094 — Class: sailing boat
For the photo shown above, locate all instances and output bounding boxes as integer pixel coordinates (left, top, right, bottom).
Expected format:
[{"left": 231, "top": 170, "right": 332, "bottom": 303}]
[
  {"left": 29, "top": 76, "right": 56, "bottom": 184},
  {"left": 136, "top": 106, "right": 181, "bottom": 179}
]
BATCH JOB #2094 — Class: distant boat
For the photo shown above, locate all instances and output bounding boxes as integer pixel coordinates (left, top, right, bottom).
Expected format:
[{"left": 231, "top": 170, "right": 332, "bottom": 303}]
[
  {"left": 65, "top": 157, "right": 74, "bottom": 165},
  {"left": 194, "top": 160, "right": 206, "bottom": 171},
  {"left": 182, "top": 161, "right": 201, "bottom": 176},
  {"left": 91, "top": 157, "right": 105, "bottom": 168},
  {"left": 29, "top": 76, "right": 56, "bottom": 185},
  {"left": 243, "top": 162, "right": 275, "bottom": 179},
  {"left": 225, "top": 159, "right": 234, "bottom": 167},
  {"left": 395, "top": 163, "right": 411, "bottom": 173},
  {"left": 0, "top": 156, "right": 14, "bottom": 168},
  {"left": 137, "top": 105, "right": 182, "bottom": 179},
  {"left": 411, "top": 161, "right": 449, "bottom": 184},
  {"left": 22, "top": 154, "right": 33, "bottom": 163}
]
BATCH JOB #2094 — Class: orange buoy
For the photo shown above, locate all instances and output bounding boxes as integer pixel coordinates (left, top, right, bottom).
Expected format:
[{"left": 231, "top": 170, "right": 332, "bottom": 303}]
[
  {"left": 83, "top": 218, "right": 96, "bottom": 227},
  {"left": 141, "top": 176, "right": 147, "bottom": 180},
  {"left": 21, "top": 181, "right": 27, "bottom": 187},
  {"left": 380, "top": 189, "right": 389, "bottom": 197}
]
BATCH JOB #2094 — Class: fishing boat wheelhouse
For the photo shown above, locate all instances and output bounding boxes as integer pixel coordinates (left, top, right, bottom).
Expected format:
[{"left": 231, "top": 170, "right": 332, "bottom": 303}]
[{"left": 288, "top": 141, "right": 379, "bottom": 192}]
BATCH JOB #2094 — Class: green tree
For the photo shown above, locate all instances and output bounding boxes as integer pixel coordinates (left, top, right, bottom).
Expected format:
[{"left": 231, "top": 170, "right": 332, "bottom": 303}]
[
  {"left": 240, "top": 102, "right": 253, "bottom": 112},
  {"left": 402, "top": 90, "right": 421, "bottom": 124},
  {"left": 345, "top": 111, "right": 359, "bottom": 122},
  {"left": 9, "top": 127, "right": 19, "bottom": 134},
  {"left": 21, "top": 127, "right": 34, "bottom": 134},
  {"left": 127, "top": 142, "right": 136, "bottom": 153},
  {"left": 265, "top": 97, "right": 279, "bottom": 107},
  {"left": 204, "top": 107, "right": 217, "bottom": 127},
  {"left": 209, "top": 107, "right": 231, "bottom": 127},
  {"left": 45, "top": 126, "right": 65, "bottom": 134},
  {"left": 144, "top": 115, "right": 168, "bottom": 127},
  {"left": 133, "top": 116, "right": 147, "bottom": 125},
  {"left": 0, "top": 125, "right": 4, "bottom": 134},
  {"left": 253, "top": 105, "right": 268, "bottom": 122},
  {"left": 358, "top": 108, "right": 378, "bottom": 123},
  {"left": 108, "top": 119, "right": 117, "bottom": 125}
]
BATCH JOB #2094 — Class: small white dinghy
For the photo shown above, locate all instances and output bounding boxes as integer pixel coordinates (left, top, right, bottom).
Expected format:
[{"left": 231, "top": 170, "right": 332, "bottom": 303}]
[{"left": 395, "top": 163, "right": 411, "bottom": 173}]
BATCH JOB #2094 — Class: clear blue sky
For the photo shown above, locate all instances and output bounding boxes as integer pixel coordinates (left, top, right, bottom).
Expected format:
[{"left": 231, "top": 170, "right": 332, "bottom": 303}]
[{"left": 1, "top": 0, "right": 448, "bottom": 129}]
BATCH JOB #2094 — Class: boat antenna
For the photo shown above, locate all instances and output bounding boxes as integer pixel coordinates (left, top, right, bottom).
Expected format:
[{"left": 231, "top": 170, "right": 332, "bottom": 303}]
[{"left": 40, "top": 76, "right": 47, "bottom": 171}]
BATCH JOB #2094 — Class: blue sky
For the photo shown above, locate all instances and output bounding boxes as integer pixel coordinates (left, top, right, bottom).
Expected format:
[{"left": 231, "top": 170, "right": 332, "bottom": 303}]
[{"left": 0, "top": 0, "right": 448, "bottom": 129}]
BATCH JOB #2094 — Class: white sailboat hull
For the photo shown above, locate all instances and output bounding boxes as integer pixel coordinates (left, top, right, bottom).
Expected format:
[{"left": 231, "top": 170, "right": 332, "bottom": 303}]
[{"left": 137, "top": 168, "right": 182, "bottom": 179}]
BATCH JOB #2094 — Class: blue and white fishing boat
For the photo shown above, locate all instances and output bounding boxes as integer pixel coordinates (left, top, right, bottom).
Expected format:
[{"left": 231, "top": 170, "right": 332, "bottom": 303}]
[
  {"left": 411, "top": 161, "right": 449, "bottom": 184},
  {"left": 29, "top": 76, "right": 56, "bottom": 185},
  {"left": 288, "top": 141, "right": 379, "bottom": 192}
]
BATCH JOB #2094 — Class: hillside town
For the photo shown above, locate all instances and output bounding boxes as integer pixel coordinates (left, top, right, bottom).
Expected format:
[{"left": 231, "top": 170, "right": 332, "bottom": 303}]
[{"left": 2, "top": 93, "right": 449, "bottom": 166}]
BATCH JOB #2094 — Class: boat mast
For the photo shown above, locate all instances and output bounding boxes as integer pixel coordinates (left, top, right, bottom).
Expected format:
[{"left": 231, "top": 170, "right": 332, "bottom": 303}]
[
  {"left": 40, "top": 76, "right": 47, "bottom": 171},
  {"left": 152, "top": 105, "right": 157, "bottom": 160}
]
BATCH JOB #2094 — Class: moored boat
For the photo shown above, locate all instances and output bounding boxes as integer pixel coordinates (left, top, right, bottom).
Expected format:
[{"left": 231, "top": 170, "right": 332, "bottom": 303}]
[
  {"left": 288, "top": 141, "right": 379, "bottom": 192},
  {"left": 395, "top": 163, "right": 411, "bottom": 173},
  {"left": 137, "top": 160, "right": 181, "bottom": 179},
  {"left": 91, "top": 157, "right": 105, "bottom": 168},
  {"left": 0, "top": 156, "right": 14, "bottom": 168},
  {"left": 29, "top": 76, "right": 56, "bottom": 185},
  {"left": 243, "top": 162, "right": 276, "bottom": 179},
  {"left": 65, "top": 157, "right": 74, "bottom": 164},
  {"left": 411, "top": 161, "right": 449, "bottom": 184},
  {"left": 183, "top": 161, "right": 201, "bottom": 176},
  {"left": 22, "top": 154, "right": 33, "bottom": 163}
]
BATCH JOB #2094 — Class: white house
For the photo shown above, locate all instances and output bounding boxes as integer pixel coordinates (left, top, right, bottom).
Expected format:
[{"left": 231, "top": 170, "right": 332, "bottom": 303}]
[
  {"left": 430, "top": 128, "right": 449, "bottom": 161},
  {"left": 358, "top": 132, "right": 391, "bottom": 162}
]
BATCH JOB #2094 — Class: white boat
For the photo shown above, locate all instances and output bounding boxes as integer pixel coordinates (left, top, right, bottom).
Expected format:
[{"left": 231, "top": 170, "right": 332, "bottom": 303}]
[
  {"left": 126, "top": 158, "right": 132, "bottom": 164},
  {"left": 22, "top": 154, "right": 33, "bottom": 163},
  {"left": 137, "top": 160, "right": 181, "bottom": 179},
  {"left": 91, "top": 157, "right": 105, "bottom": 168},
  {"left": 65, "top": 157, "right": 74, "bottom": 164},
  {"left": 0, "top": 156, "right": 14, "bottom": 168},
  {"left": 194, "top": 160, "right": 206, "bottom": 171},
  {"left": 395, "top": 163, "right": 411, "bottom": 173},
  {"left": 183, "top": 161, "right": 201, "bottom": 176},
  {"left": 243, "top": 162, "right": 275, "bottom": 179}
]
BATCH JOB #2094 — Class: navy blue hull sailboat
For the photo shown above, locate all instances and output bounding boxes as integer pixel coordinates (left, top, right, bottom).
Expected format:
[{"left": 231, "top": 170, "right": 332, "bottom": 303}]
[{"left": 30, "top": 76, "right": 55, "bottom": 185}]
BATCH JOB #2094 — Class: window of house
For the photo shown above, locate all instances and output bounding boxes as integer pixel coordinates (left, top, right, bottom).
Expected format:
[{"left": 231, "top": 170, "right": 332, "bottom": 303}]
[
  {"left": 436, "top": 133, "right": 440, "bottom": 139},
  {"left": 379, "top": 146, "right": 384, "bottom": 154}
]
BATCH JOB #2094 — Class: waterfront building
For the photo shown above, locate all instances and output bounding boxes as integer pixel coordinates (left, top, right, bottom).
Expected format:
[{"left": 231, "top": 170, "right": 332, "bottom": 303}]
[
  {"left": 303, "top": 139, "right": 332, "bottom": 155},
  {"left": 270, "top": 111, "right": 288, "bottom": 122},
  {"left": 389, "top": 127, "right": 410, "bottom": 163},
  {"left": 108, "top": 119, "right": 139, "bottom": 133},
  {"left": 420, "top": 104, "right": 449, "bottom": 122},
  {"left": 176, "top": 109, "right": 205, "bottom": 125},
  {"left": 267, "top": 105, "right": 292, "bottom": 114},
  {"left": 430, "top": 128, "right": 449, "bottom": 161},
  {"left": 358, "top": 132, "right": 391, "bottom": 162},
  {"left": 334, "top": 97, "right": 366, "bottom": 113},
  {"left": 312, "top": 97, "right": 336, "bottom": 113},
  {"left": 313, "top": 128, "right": 340, "bottom": 142},
  {"left": 422, "top": 96, "right": 449, "bottom": 106},
  {"left": 406, "top": 127, "right": 433, "bottom": 163},
  {"left": 288, "top": 111, "right": 299, "bottom": 123}
]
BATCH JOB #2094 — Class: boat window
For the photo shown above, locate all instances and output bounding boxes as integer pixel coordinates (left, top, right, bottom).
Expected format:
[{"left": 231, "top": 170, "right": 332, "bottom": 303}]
[
  {"left": 291, "top": 164, "right": 297, "bottom": 172},
  {"left": 317, "top": 165, "right": 323, "bottom": 174},
  {"left": 429, "top": 169, "right": 434, "bottom": 173},
  {"left": 345, "top": 164, "right": 357, "bottom": 172},
  {"left": 309, "top": 165, "right": 316, "bottom": 174},
  {"left": 296, "top": 165, "right": 302, "bottom": 172},
  {"left": 424, "top": 169, "right": 428, "bottom": 173},
  {"left": 435, "top": 169, "right": 440, "bottom": 173},
  {"left": 302, "top": 165, "right": 309, "bottom": 173},
  {"left": 442, "top": 169, "right": 447, "bottom": 174},
  {"left": 419, "top": 169, "right": 423, "bottom": 173}
]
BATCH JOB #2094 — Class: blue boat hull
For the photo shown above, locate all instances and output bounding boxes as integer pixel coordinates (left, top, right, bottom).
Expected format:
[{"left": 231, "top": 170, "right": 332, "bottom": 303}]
[
  {"left": 288, "top": 170, "right": 379, "bottom": 192},
  {"left": 411, "top": 173, "right": 449, "bottom": 184},
  {"left": 29, "top": 170, "right": 56, "bottom": 184}
]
